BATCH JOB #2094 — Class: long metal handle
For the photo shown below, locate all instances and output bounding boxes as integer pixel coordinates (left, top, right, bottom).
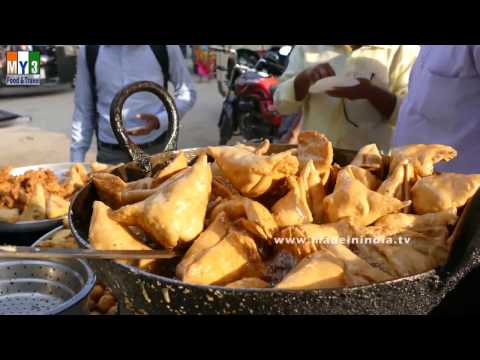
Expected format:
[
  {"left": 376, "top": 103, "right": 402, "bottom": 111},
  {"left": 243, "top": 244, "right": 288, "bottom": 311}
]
[
  {"left": 109, "top": 81, "right": 179, "bottom": 176},
  {"left": 0, "top": 246, "right": 180, "bottom": 260}
]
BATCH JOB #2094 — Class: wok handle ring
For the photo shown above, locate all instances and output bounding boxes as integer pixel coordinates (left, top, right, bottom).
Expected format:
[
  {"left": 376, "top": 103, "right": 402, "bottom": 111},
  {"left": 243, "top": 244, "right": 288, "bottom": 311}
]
[
  {"left": 440, "top": 189, "right": 480, "bottom": 283},
  {"left": 109, "top": 81, "right": 179, "bottom": 176}
]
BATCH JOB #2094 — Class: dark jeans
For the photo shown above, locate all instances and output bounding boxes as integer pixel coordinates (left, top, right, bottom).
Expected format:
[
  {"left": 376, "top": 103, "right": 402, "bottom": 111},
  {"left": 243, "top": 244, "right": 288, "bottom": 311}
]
[
  {"left": 97, "top": 137, "right": 169, "bottom": 164},
  {"left": 180, "top": 45, "right": 188, "bottom": 58}
]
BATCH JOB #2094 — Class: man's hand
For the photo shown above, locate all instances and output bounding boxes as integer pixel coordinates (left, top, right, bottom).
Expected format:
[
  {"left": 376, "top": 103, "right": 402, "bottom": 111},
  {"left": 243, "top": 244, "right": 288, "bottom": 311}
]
[
  {"left": 126, "top": 113, "right": 160, "bottom": 136},
  {"left": 294, "top": 63, "right": 335, "bottom": 101},
  {"left": 327, "top": 78, "right": 397, "bottom": 119},
  {"left": 326, "top": 77, "right": 373, "bottom": 100}
]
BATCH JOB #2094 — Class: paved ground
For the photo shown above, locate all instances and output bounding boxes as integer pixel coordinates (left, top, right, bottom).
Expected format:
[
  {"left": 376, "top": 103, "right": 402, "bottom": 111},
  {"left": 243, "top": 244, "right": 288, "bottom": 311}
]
[{"left": 0, "top": 78, "right": 223, "bottom": 166}]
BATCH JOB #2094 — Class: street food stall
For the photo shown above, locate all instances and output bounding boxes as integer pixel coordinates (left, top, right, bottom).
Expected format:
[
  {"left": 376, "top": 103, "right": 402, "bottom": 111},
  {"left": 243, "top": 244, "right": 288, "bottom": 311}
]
[{"left": 1, "top": 80, "right": 480, "bottom": 315}]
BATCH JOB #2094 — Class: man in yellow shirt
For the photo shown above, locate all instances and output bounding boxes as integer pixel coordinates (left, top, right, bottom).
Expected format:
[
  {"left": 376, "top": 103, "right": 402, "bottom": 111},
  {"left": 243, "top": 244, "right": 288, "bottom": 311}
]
[{"left": 273, "top": 45, "right": 420, "bottom": 152}]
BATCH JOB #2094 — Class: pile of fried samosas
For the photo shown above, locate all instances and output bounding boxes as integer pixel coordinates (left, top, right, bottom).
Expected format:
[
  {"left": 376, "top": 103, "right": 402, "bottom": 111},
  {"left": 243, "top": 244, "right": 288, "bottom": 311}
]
[
  {"left": 0, "top": 162, "right": 121, "bottom": 223},
  {"left": 88, "top": 131, "right": 480, "bottom": 290}
]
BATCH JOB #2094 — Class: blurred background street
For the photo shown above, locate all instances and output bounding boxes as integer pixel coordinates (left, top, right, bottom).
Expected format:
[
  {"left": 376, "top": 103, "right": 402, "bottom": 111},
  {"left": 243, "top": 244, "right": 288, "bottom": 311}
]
[
  {"left": 0, "top": 78, "right": 222, "bottom": 166},
  {"left": 0, "top": 45, "right": 282, "bottom": 166}
]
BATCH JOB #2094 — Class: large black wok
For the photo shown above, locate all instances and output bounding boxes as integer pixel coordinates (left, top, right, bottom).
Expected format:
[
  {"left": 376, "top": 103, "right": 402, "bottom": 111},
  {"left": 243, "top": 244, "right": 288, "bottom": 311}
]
[{"left": 69, "top": 81, "right": 480, "bottom": 315}]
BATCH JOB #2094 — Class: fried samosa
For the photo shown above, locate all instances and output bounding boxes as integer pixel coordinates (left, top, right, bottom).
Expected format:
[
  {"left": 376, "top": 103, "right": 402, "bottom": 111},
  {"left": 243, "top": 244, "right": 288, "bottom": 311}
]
[
  {"left": 275, "top": 243, "right": 390, "bottom": 290},
  {"left": 46, "top": 194, "right": 70, "bottom": 219},
  {"left": 212, "top": 175, "right": 240, "bottom": 199},
  {"left": 210, "top": 196, "right": 278, "bottom": 241},
  {"left": 234, "top": 139, "right": 271, "bottom": 156},
  {"left": 18, "top": 184, "right": 47, "bottom": 221},
  {"left": 152, "top": 152, "right": 189, "bottom": 186},
  {"left": 411, "top": 173, "right": 480, "bottom": 214},
  {"left": 89, "top": 201, "right": 153, "bottom": 267},
  {"left": 297, "top": 131, "right": 333, "bottom": 184},
  {"left": 350, "top": 143, "right": 383, "bottom": 170},
  {"left": 353, "top": 225, "right": 450, "bottom": 278},
  {"left": 92, "top": 173, "right": 128, "bottom": 209},
  {"left": 176, "top": 211, "right": 231, "bottom": 279},
  {"left": 301, "top": 160, "right": 325, "bottom": 224},
  {"left": 389, "top": 144, "right": 457, "bottom": 177},
  {"left": 90, "top": 162, "right": 110, "bottom": 173},
  {"left": 271, "top": 176, "right": 313, "bottom": 227},
  {"left": 276, "top": 218, "right": 357, "bottom": 258},
  {"left": 181, "top": 228, "right": 264, "bottom": 286},
  {"left": 110, "top": 154, "right": 212, "bottom": 249},
  {"left": 63, "top": 164, "right": 88, "bottom": 196},
  {"left": 207, "top": 146, "right": 299, "bottom": 198},
  {"left": 374, "top": 208, "right": 458, "bottom": 232},
  {"left": 339, "top": 165, "right": 381, "bottom": 191},
  {"left": 323, "top": 170, "right": 410, "bottom": 226}
]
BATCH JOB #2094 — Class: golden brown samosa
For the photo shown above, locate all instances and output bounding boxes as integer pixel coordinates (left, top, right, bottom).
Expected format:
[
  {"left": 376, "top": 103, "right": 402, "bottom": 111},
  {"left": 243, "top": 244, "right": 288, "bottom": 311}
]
[
  {"left": 374, "top": 208, "right": 458, "bottom": 232},
  {"left": 411, "top": 173, "right": 480, "bottom": 214},
  {"left": 181, "top": 228, "right": 264, "bottom": 286},
  {"left": 18, "top": 184, "right": 47, "bottom": 221},
  {"left": 271, "top": 175, "right": 313, "bottom": 227},
  {"left": 350, "top": 143, "right": 383, "bottom": 170},
  {"left": 110, "top": 154, "right": 212, "bottom": 249},
  {"left": 276, "top": 218, "right": 357, "bottom": 258},
  {"left": 63, "top": 164, "right": 87, "bottom": 196},
  {"left": 209, "top": 196, "right": 278, "bottom": 242},
  {"left": 46, "top": 194, "right": 70, "bottom": 219},
  {"left": 323, "top": 170, "right": 410, "bottom": 226},
  {"left": 389, "top": 144, "right": 457, "bottom": 177},
  {"left": 89, "top": 201, "right": 153, "bottom": 267},
  {"left": 339, "top": 165, "right": 381, "bottom": 191},
  {"left": 234, "top": 139, "right": 270, "bottom": 156},
  {"left": 152, "top": 152, "right": 189, "bottom": 186},
  {"left": 176, "top": 211, "right": 231, "bottom": 279},
  {"left": 297, "top": 131, "right": 333, "bottom": 184},
  {"left": 302, "top": 160, "right": 326, "bottom": 224},
  {"left": 353, "top": 226, "right": 451, "bottom": 279},
  {"left": 275, "top": 243, "right": 390, "bottom": 290},
  {"left": 207, "top": 146, "right": 298, "bottom": 198},
  {"left": 275, "top": 250, "right": 345, "bottom": 289},
  {"left": 92, "top": 173, "right": 127, "bottom": 209}
]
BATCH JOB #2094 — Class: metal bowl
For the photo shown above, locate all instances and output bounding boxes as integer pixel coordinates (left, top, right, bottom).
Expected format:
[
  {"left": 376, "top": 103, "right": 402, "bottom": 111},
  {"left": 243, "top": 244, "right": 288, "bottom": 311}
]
[
  {"left": 0, "top": 226, "right": 96, "bottom": 315},
  {"left": 0, "top": 163, "right": 90, "bottom": 234}
]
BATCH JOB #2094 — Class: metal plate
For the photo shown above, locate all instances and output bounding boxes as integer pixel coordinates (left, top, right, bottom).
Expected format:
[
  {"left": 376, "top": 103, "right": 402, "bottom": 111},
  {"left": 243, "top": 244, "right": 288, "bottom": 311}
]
[{"left": 0, "top": 163, "right": 91, "bottom": 234}]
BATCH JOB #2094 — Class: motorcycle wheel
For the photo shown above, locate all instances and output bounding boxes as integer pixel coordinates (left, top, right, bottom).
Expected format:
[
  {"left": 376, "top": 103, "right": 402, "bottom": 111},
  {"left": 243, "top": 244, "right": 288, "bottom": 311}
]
[{"left": 218, "top": 108, "right": 234, "bottom": 145}]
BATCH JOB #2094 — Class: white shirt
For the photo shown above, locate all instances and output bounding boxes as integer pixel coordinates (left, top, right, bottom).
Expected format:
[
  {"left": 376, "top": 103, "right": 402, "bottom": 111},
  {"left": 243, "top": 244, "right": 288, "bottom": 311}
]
[{"left": 274, "top": 45, "right": 420, "bottom": 152}]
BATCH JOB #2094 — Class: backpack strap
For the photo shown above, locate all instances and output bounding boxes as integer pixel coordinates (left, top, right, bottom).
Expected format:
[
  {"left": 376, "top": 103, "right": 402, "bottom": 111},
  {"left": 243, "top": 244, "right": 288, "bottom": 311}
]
[
  {"left": 149, "top": 45, "right": 170, "bottom": 88},
  {"left": 85, "top": 45, "right": 100, "bottom": 136}
]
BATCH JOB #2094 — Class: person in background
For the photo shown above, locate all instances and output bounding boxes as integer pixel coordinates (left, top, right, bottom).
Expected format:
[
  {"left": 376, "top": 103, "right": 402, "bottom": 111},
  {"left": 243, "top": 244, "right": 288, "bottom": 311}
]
[
  {"left": 193, "top": 45, "right": 215, "bottom": 82},
  {"left": 273, "top": 45, "right": 420, "bottom": 152},
  {"left": 70, "top": 45, "right": 197, "bottom": 164},
  {"left": 393, "top": 45, "right": 480, "bottom": 173}
]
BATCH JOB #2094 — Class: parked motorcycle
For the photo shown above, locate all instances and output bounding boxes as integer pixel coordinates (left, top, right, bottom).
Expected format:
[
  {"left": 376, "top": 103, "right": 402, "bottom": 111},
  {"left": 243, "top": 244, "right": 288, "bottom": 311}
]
[{"left": 211, "top": 45, "right": 298, "bottom": 145}]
